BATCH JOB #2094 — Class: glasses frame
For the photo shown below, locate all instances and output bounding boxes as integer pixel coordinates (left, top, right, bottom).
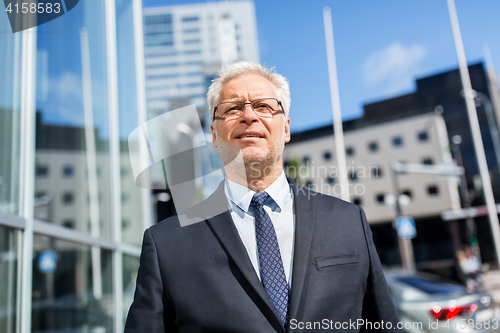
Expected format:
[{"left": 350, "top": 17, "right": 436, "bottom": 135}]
[{"left": 213, "top": 98, "right": 284, "bottom": 120}]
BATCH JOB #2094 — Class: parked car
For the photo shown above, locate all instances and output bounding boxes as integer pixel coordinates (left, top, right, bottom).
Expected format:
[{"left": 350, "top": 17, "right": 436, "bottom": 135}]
[{"left": 386, "top": 272, "right": 500, "bottom": 333}]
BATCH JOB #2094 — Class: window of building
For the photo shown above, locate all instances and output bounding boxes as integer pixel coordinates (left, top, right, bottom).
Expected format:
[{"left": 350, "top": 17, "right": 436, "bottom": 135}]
[
  {"left": 305, "top": 180, "right": 313, "bottom": 188},
  {"left": 427, "top": 185, "right": 439, "bottom": 196},
  {"left": 417, "top": 131, "right": 429, "bottom": 142},
  {"left": 62, "top": 192, "right": 74, "bottom": 205},
  {"left": 326, "top": 176, "right": 335, "bottom": 185},
  {"left": 182, "top": 16, "right": 199, "bottom": 22},
  {"left": 392, "top": 136, "right": 403, "bottom": 147},
  {"left": 368, "top": 141, "right": 378, "bottom": 152},
  {"left": 62, "top": 165, "right": 74, "bottom": 177},
  {"left": 402, "top": 189, "right": 412, "bottom": 199},
  {"left": 422, "top": 157, "right": 434, "bottom": 165},
  {"left": 62, "top": 220, "right": 74, "bottom": 229},
  {"left": 346, "top": 146, "right": 354, "bottom": 156},
  {"left": 185, "top": 60, "right": 202, "bottom": 66},
  {"left": 376, "top": 194, "right": 385, "bottom": 204},
  {"left": 353, "top": 197, "right": 362, "bottom": 206},
  {"left": 371, "top": 166, "right": 382, "bottom": 178},
  {"left": 302, "top": 156, "right": 310, "bottom": 165},
  {"left": 37, "top": 165, "right": 49, "bottom": 176},
  {"left": 183, "top": 28, "right": 200, "bottom": 34},
  {"left": 349, "top": 173, "right": 358, "bottom": 182},
  {"left": 184, "top": 49, "right": 202, "bottom": 55},
  {"left": 183, "top": 39, "right": 201, "bottom": 45},
  {"left": 323, "top": 151, "right": 332, "bottom": 161}
]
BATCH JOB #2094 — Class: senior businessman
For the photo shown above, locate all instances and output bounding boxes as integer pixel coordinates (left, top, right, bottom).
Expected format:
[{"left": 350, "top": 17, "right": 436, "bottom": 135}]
[{"left": 125, "top": 61, "right": 401, "bottom": 332}]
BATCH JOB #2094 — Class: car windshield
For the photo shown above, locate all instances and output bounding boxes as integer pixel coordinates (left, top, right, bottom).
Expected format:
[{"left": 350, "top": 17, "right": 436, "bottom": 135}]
[{"left": 395, "top": 276, "right": 465, "bottom": 295}]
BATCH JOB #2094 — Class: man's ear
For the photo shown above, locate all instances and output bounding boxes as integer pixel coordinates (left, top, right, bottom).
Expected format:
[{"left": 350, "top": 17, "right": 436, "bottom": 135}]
[
  {"left": 284, "top": 117, "right": 291, "bottom": 143},
  {"left": 210, "top": 123, "right": 218, "bottom": 148}
]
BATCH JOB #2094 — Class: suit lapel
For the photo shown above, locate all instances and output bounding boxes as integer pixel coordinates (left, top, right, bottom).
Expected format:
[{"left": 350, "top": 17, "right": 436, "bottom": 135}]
[
  {"left": 287, "top": 178, "right": 315, "bottom": 324},
  {"left": 201, "top": 182, "right": 286, "bottom": 333}
]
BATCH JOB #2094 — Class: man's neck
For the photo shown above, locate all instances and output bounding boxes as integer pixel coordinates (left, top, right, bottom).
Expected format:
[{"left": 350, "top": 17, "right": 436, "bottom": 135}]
[{"left": 224, "top": 162, "right": 283, "bottom": 192}]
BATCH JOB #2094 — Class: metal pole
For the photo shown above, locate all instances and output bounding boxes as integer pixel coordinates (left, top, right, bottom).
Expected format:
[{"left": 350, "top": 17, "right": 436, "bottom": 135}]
[
  {"left": 323, "top": 7, "right": 350, "bottom": 202},
  {"left": 447, "top": 0, "right": 500, "bottom": 266},
  {"left": 389, "top": 163, "right": 416, "bottom": 272},
  {"left": 474, "top": 91, "right": 500, "bottom": 168}
]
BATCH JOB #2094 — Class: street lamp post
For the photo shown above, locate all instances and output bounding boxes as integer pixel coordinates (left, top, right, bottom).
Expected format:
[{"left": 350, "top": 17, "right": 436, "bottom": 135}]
[{"left": 447, "top": 0, "right": 500, "bottom": 267}]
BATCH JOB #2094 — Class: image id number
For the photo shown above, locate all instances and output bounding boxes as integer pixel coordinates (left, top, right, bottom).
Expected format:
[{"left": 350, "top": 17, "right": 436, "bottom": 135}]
[{"left": 6, "top": 2, "right": 61, "bottom": 14}]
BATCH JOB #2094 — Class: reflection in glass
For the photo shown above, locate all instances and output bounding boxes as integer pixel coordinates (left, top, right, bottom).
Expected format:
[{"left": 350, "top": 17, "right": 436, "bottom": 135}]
[
  {"left": 116, "top": 0, "right": 146, "bottom": 244},
  {"left": 32, "top": 235, "right": 114, "bottom": 332},
  {"left": 34, "top": 1, "right": 113, "bottom": 239},
  {"left": 122, "top": 254, "right": 139, "bottom": 322},
  {"left": 0, "top": 226, "right": 18, "bottom": 333},
  {"left": 0, "top": 15, "right": 21, "bottom": 215}
]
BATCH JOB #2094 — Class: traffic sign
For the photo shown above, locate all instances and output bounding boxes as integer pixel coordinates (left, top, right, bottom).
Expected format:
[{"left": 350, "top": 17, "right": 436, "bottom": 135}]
[
  {"left": 38, "top": 250, "right": 57, "bottom": 273},
  {"left": 396, "top": 216, "right": 417, "bottom": 239}
]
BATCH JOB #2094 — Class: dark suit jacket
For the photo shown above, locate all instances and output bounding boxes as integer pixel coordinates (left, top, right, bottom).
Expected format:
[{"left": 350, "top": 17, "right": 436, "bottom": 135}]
[{"left": 125, "top": 178, "right": 401, "bottom": 332}]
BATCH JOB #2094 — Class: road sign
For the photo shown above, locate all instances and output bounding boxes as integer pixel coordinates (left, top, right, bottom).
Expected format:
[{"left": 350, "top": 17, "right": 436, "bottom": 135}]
[
  {"left": 396, "top": 216, "right": 417, "bottom": 239},
  {"left": 38, "top": 250, "right": 57, "bottom": 273}
]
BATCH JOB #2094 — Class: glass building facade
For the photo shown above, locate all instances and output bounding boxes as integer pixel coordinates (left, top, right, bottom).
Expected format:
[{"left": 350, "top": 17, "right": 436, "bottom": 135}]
[{"left": 0, "top": 0, "right": 149, "bottom": 332}]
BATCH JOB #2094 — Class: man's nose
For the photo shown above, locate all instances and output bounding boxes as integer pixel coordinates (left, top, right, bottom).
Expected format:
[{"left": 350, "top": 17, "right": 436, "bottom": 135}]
[{"left": 240, "top": 103, "right": 258, "bottom": 122}]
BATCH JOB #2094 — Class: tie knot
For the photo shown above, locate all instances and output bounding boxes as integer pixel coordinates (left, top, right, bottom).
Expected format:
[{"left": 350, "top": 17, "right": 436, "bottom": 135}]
[{"left": 251, "top": 191, "right": 270, "bottom": 207}]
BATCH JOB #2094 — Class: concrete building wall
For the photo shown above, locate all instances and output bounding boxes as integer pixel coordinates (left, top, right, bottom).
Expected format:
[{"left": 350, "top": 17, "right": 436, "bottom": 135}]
[{"left": 284, "top": 113, "right": 461, "bottom": 224}]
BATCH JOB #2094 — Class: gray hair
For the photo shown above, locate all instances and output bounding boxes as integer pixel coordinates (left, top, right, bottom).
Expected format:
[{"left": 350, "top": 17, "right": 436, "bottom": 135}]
[{"left": 207, "top": 61, "right": 291, "bottom": 122}]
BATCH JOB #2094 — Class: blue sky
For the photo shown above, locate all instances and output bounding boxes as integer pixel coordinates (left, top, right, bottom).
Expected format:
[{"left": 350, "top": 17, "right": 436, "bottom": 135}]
[{"left": 144, "top": 0, "right": 500, "bottom": 133}]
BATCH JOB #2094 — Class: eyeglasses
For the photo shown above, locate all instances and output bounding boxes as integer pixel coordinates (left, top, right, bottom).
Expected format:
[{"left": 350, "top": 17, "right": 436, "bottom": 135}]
[{"left": 214, "top": 98, "right": 284, "bottom": 120}]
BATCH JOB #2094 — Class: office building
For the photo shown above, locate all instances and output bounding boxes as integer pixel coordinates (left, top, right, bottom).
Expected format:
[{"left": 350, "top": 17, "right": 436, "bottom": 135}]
[
  {"left": 143, "top": 1, "right": 259, "bottom": 121},
  {"left": 0, "top": 1, "right": 149, "bottom": 332},
  {"left": 284, "top": 63, "right": 500, "bottom": 270}
]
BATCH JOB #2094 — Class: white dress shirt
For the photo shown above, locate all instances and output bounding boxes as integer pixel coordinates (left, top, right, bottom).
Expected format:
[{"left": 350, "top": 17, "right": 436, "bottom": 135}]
[{"left": 224, "top": 172, "right": 295, "bottom": 286}]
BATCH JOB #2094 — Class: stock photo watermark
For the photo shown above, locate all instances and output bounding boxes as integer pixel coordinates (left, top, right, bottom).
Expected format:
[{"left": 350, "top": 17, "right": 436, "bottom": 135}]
[{"left": 4, "top": 0, "right": 80, "bottom": 33}]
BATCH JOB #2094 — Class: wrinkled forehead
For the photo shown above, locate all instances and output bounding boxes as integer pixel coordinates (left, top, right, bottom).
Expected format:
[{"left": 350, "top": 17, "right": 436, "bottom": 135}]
[{"left": 218, "top": 73, "right": 278, "bottom": 103}]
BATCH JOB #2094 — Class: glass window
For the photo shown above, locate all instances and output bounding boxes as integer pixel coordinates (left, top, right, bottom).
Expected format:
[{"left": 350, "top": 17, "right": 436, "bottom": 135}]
[
  {"left": 371, "top": 166, "right": 382, "bottom": 178},
  {"left": 326, "top": 176, "right": 335, "bottom": 185},
  {"left": 346, "top": 146, "right": 354, "bottom": 156},
  {"left": 349, "top": 173, "right": 358, "bottom": 182},
  {"left": 0, "top": 18, "right": 22, "bottom": 215},
  {"left": 376, "top": 193, "right": 385, "bottom": 204},
  {"left": 182, "top": 16, "right": 200, "bottom": 22},
  {"left": 116, "top": 0, "right": 146, "bottom": 245},
  {"left": 417, "top": 131, "right": 429, "bottom": 142},
  {"left": 353, "top": 198, "right": 362, "bottom": 206},
  {"left": 123, "top": 254, "right": 140, "bottom": 323},
  {"left": 368, "top": 141, "right": 378, "bottom": 152},
  {"left": 392, "top": 136, "right": 403, "bottom": 147},
  {"left": 427, "top": 185, "right": 439, "bottom": 196},
  {"left": 37, "top": 165, "right": 49, "bottom": 176},
  {"left": 34, "top": 0, "right": 113, "bottom": 239},
  {"left": 0, "top": 226, "right": 19, "bottom": 333},
  {"left": 32, "top": 235, "right": 114, "bottom": 332},
  {"left": 62, "top": 165, "right": 74, "bottom": 177},
  {"left": 422, "top": 157, "right": 434, "bottom": 165},
  {"left": 402, "top": 189, "right": 412, "bottom": 199},
  {"left": 62, "top": 192, "right": 74, "bottom": 205},
  {"left": 323, "top": 151, "right": 332, "bottom": 161}
]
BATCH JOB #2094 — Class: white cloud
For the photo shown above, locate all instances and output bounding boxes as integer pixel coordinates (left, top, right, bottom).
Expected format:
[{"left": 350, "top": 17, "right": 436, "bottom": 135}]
[{"left": 362, "top": 42, "right": 427, "bottom": 96}]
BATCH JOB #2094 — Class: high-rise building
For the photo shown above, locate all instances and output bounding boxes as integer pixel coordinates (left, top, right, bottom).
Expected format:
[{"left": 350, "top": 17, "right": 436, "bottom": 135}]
[
  {"left": 0, "top": 1, "right": 150, "bottom": 332},
  {"left": 143, "top": 1, "right": 259, "bottom": 121}
]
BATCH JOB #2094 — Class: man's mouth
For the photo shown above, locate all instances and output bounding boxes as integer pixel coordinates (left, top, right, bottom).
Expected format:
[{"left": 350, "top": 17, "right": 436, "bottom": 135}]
[{"left": 236, "top": 133, "right": 264, "bottom": 139}]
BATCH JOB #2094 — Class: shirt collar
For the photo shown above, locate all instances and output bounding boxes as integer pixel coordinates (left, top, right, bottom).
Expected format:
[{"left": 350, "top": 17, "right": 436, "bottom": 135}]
[{"left": 224, "top": 171, "right": 290, "bottom": 214}]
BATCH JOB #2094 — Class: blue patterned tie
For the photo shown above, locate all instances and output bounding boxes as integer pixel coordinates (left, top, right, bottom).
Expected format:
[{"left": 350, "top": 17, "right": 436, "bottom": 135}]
[{"left": 251, "top": 191, "right": 289, "bottom": 326}]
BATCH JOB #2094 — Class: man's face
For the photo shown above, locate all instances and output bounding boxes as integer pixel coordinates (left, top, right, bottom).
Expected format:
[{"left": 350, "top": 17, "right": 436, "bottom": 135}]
[{"left": 211, "top": 73, "right": 290, "bottom": 168}]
